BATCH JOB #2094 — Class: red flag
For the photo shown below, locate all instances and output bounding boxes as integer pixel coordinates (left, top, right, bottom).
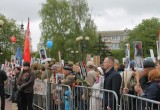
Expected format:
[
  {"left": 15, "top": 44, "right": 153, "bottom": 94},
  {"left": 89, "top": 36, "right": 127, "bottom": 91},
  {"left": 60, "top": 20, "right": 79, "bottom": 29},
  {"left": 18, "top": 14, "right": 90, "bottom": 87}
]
[{"left": 23, "top": 18, "right": 31, "bottom": 62}]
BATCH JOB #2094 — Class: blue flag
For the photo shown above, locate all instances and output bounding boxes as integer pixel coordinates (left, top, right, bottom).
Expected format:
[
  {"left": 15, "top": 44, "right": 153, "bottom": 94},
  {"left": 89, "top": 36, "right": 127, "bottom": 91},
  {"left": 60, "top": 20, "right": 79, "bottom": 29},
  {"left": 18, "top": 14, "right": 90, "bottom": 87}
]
[{"left": 15, "top": 46, "right": 23, "bottom": 66}]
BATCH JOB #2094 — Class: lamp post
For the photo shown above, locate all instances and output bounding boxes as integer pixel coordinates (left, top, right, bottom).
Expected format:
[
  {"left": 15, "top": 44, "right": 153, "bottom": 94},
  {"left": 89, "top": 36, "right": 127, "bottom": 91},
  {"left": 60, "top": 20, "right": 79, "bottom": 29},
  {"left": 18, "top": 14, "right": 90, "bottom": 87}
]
[
  {"left": 0, "top": 48, "right": 3, "bottom": 63},
  {"left": 76, "top": 36, "right": 90, "bottom": 61},
  {"left": 71, "top": 50, "right": 78, "bottom": 63},
  {"left": 0, "top": 20, "right": 4, "bottom": 64},
  {"left": 0, "top": 20, "right": 4, "bottom": 28}
]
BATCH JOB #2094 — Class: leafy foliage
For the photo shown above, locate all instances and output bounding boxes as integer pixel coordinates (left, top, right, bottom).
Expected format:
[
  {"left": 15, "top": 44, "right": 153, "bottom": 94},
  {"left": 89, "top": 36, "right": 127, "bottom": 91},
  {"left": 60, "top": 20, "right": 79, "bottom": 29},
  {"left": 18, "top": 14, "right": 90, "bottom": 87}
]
[
  {"left": 39, "top": 0, "right": 97, "bottom": 62},
  {"left": 76, "top": 76, "right": 90, "bottom": 87},
  {"left": 0, "top": 14, "right": 24, "bottom": 63},
  {"left": 111, "top": 49, "right": 125, "bottom": 64},
  {"left": 120, "top": 17, "right": 160, "bottom": 58}
]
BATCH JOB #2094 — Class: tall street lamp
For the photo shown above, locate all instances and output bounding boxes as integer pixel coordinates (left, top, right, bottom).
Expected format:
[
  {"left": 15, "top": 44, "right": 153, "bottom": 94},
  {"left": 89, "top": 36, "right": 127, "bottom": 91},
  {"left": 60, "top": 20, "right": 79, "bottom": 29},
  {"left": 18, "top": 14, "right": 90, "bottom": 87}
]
[
  {"left": 0, "top": 48, "right": 3, "bottom": 63},
  {"left": 0, "top": 20, "right": 4, "bottom": 63},
  {"left": 71, "top": 50, "right": 78, "bottom": 63},
  {"left": 76, "top": 36, "right": 90, "bottom": 61},
  {"left": 0, "top": 20, "right": 4, "bottom": 28}
]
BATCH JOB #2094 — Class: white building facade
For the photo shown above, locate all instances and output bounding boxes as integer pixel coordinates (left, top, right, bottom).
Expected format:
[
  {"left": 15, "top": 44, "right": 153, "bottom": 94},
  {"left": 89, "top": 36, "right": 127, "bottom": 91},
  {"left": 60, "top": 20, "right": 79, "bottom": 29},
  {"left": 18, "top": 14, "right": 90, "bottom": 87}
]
[{"left": 98, "top": 30, "right": 130, "bottom": 50}]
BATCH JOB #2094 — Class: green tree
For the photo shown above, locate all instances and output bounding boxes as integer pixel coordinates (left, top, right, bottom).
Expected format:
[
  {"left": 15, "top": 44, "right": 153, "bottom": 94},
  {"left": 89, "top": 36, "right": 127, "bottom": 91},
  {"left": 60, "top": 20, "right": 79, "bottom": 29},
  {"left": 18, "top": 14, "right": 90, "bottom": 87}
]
[
  {"left": 39, "top": 0, "right": 97, "bottom": 62},
  {"left": 0, "top": 14, "right": 24, "bottom": 63},
  {"left": 121, "top": 17, "right": 160, "bottom": 58},
  {"left": 91, "top": 35, "right": 112, "bottom": 62}
]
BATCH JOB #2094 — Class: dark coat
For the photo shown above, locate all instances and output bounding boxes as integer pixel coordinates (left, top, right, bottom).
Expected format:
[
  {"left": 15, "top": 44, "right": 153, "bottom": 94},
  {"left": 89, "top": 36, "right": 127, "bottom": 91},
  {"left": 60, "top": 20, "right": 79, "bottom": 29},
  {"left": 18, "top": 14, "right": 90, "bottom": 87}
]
[
  {"left": 18, "top": 69, "right": 35, "bottom": 93},
  {"left": 142, "top": 81, "right": 160, "bottom": 101},
  {"left": 0, "top": 70, "right": 7, "bottom": 86},
  {"left": 103, "top": 67, "right": 122, "bottom": 110},
  {"left": 139, "top": 81, "right": 160, "bottom": 110},
  {"left": 140, "top": 76, "right": 150, "bottom": 91},
  {"left": 13, "top": 72, "right": 20, "bottom": 91}
]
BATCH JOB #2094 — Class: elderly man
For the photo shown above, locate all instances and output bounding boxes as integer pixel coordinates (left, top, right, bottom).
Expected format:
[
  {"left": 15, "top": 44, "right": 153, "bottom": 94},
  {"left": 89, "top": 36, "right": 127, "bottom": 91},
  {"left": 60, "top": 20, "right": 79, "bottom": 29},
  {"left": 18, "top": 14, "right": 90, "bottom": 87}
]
[
  {"left": 134, "top": 58, "right": 155, "bottom": 95},
  {"left": 103, "top": 56, "right": 122, "bottom": 110},
  {"left": 59, "top": 66, "right": 75, "bottom": 86},
  {"left": 134, "top": 58, "right": 156, "bottom": 110},
  {"left": 50, "top": 64, "right": 57, "bottom": 83}
]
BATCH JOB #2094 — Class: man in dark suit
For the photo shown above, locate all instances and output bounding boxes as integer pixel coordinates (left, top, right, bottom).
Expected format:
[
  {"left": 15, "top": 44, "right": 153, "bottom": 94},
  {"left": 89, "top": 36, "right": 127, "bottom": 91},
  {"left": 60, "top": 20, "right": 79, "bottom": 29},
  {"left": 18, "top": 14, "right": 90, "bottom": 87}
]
[
  {"left": 0, "top": 69, "right": 8, "bottom": 110},
  {"left": 103, "top": 56, "right": 122, "bottom": 110}
]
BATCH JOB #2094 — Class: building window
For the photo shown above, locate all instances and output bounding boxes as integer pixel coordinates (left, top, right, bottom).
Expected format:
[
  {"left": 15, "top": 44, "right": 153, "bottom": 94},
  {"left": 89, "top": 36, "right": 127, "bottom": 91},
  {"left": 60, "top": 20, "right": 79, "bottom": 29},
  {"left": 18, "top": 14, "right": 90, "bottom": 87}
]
[
  {"left": 116, "top": 43, "right": 119, "bottom": 48},
  {"left": 112, "top": 36, "right": 120, "bottom": 40},
  {"left": 112, "top": 43, "right": 119, "bottom": 49}
]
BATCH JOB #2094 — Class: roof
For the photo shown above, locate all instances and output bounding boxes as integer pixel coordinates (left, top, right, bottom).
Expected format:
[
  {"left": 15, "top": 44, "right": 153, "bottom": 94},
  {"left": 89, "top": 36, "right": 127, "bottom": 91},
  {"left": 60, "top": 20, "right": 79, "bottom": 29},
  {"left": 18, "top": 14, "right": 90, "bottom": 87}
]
[{"left": 97, "top": 30, "right": 130, "bottom": 36}]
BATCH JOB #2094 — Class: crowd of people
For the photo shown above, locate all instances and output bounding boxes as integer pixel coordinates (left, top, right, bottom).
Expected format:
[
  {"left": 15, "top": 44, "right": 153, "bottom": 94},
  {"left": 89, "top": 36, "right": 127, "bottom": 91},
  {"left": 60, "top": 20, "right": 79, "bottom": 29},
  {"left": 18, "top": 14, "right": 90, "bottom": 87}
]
[{"left": 0, "top": 56, "right": 160, "bottom": 110}]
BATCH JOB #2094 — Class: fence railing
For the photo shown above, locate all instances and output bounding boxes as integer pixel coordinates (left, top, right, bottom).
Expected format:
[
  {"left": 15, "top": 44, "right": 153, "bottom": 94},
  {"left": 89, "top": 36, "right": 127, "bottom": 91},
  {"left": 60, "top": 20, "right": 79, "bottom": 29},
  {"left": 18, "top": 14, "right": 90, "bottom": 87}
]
[
  {"left": 5, "top": 77, "right": 13, "bottom": 96},
  {"left": 33, "top": 81, "right": 72, "bottom": 110},
  {"left": 4, "top": 77, "right": 13, "bottom": 101},
  {"left": 72, "top": 85, "right": 119, "bottom": 110},
  {"left": 47, "top": 83, "right": 72, "bottom": 110},
  {"left": 120, "top": 94, "right": 160, "bottom": 110},
  {"left": 33, "top": 79, "right": 47, "bottom": 110},
  {"left": 5, "top": 78, "right": 160, "bottom": 110}
]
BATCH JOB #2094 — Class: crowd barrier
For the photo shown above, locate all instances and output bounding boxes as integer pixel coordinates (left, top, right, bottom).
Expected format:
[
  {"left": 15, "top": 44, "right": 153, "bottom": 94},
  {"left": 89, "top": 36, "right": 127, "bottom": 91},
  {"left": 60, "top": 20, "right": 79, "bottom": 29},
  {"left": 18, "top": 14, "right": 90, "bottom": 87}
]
[
  {"left": 4, "top": 77, "right": 13, "bottom": 101},
  {"left": 33, "top": 80, "right": 47, "bottom": 110},
  {"left": 33, "top": 81, "right": 72, "bottom": 110},
  {"left": 5, "top": 77, "right": 13, "bottom": 96},
  {"left": 47, "top": 83, "right": 72, "bottom": 110},
  {"left": 72, "top": 85, "right": 119, "bottom": 110},
  {"left": 35, "top": 83, "right": 119, "bottom": 110},
  {"left": 120, "top": 94, "right": 160, "bottom": 110},
  {"left": 4, "top": 78, "right": 160, "bottom": 110}
]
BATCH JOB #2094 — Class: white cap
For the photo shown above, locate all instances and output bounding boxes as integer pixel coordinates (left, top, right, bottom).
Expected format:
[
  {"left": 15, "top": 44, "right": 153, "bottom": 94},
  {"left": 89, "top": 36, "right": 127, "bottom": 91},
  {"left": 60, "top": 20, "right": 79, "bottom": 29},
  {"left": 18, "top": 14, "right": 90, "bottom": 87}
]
[
  {"left": 86, "top": 61, "right": 94, "bottom": 67},
  {"left": 97, "top": 67, "right": 104, "bottom": 75}
]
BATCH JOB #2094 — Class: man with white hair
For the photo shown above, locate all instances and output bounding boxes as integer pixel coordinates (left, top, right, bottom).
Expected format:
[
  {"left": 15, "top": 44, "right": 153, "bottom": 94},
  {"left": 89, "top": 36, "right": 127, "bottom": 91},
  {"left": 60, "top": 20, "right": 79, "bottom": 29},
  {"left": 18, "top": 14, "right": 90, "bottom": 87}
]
[{"left": 59, "top": 66, "right": 75, "bottom": 86}]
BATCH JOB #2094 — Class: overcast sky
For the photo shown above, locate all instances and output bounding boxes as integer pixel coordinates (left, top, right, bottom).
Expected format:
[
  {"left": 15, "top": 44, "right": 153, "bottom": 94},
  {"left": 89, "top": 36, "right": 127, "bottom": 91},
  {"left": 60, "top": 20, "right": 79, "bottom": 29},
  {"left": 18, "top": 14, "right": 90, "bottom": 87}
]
[{"left": 0, "top": 0, "right": 160, "bottom": 51}]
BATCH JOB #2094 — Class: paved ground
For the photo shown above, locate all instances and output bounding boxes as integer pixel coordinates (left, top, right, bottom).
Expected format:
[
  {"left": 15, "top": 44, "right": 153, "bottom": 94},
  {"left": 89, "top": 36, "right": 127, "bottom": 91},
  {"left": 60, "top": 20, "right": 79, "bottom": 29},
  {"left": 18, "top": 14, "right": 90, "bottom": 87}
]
[
  {"left": 5, "top": 100, "right": 12, "bottom": 110},
  {"left": 1, "top": 99, "right": 18, "bottom": 110},
  {"left": 11, "top": 102, "right": 18, "bottom": 110}
]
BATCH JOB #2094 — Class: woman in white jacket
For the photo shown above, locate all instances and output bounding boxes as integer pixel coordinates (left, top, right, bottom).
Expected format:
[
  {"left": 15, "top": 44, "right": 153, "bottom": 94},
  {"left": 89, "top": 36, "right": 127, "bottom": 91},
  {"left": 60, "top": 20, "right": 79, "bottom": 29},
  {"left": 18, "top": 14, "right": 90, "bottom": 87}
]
[{"left": 89, "top": 70, "right": 104, "bottom": 110}]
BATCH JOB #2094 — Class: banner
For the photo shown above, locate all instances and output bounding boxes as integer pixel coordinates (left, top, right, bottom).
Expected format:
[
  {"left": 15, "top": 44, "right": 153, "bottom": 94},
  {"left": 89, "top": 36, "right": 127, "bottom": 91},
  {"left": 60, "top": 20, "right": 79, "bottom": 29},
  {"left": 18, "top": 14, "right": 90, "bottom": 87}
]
[
  {"left": 79, "top": 61, "right": 87, "bottom": 77},
  {"left": 15, "top": 46, "right": 23, "bottom": 66},
  {"left": 34, "top": 80, "right": 47, "bottom": 95},
  {"left": 156, "top": 41, "right": 160, "bottom": 60},
  {"left": 124, "top": 43, "right": 130, "bottom": 71},
  {"left": 93, "top": 55, "right": 100, "bottom": 66},
  {"left": 133, "top": 41, "right": 143, "bottom": 70},
  {"left": 11, "top": 55, "right": 16, "bottom": 63},
  {"left": 86, "top": 54, "right": 91, "bottom": 62},
  {"left": 58, "top": 51, "right": 62, "bottom": 66},
  {"left": 31, "top": 57, "right": 36, "bottom": 65},
  {"left": 39, "top": 48, "right": 47, "bottom": 60},
  {"left": 23, "top": 18, "right": 31, "bottom": 63},
  {"left": 150, "top": 49, "right": 156, "bottom": 63}
]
